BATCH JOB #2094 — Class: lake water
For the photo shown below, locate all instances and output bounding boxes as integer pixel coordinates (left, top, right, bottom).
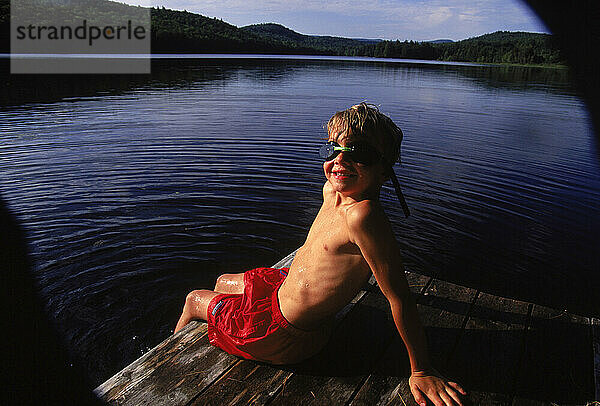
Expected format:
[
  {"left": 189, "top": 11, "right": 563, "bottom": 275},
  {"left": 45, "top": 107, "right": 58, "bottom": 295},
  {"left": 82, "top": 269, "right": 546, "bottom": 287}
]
[{"left": 1, "top": 56, "right": 598, "bottom": 386}]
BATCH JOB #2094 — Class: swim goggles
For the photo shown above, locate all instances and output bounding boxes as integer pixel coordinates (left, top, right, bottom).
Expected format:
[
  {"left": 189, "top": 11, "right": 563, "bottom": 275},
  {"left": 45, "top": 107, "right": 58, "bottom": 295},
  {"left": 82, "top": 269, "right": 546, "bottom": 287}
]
[
  {"left": 318, "top": 141, "right": 411, "bottom": 218},
  {"left": 319, "top": 141, "right": 382, "bottom": 166}
]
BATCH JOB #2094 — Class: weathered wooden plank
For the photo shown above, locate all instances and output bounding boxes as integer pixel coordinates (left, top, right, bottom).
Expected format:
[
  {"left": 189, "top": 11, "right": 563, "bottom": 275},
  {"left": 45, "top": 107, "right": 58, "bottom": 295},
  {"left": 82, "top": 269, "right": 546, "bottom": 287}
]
[
  {"left": 418, "top": 279, "right": 477, "bottom": 327},
  {"left": 106, "top": 331, "right": 238, "bottom": 405},
  {"left": 189, "top": 360, "right": 293, "bottom": 406},
  {"left": 465, "top": 392, "right": 513, "bottom": 405},
  {"left": 416, "top": 279, "right": 478, "bottom": 366},
  {"left": 348, "top": 272, "right": 429, "bottom": 406},
  {"left": 514, "top": 305, "right": 594, "bottom": 403},
  {"left": 465, "top": 293, "right": 530, "bottom": 330},
  {"left": 448, "top": 292, "right": 530, "bottom": 397},
  {"left": 348, "top": 335, "right": 414, "bottom": 406},
  {"left": 405, "top": 271, "right": 431, "bottom": 295},
  {"left": 351, "top": 341, "right": 517, "bottom": 406},
  {"left": 350, "top": 277, "right": 476, "bottom": 406},
  {"left": 94, "top": 320, "right": 208, "bottom": 402},
  {"left": 511, "top": 397, "right": 551, "bottom": 406},
  {"left": 369, "top": 378, "right": 518, "bottom": 405}
]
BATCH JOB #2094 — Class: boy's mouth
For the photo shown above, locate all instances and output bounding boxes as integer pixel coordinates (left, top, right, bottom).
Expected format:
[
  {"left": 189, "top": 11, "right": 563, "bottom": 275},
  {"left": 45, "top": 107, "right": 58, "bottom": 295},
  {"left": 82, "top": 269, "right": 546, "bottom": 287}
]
[{"left": 332, "top": 170, "right": 356, "bottom": 179}]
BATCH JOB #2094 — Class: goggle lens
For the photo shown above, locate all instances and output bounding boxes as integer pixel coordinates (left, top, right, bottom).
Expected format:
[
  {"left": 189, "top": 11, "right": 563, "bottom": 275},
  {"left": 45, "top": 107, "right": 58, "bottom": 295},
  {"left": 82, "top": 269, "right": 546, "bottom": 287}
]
[{"left": 319, "top": 142, "right": 380, "bottom": 166}]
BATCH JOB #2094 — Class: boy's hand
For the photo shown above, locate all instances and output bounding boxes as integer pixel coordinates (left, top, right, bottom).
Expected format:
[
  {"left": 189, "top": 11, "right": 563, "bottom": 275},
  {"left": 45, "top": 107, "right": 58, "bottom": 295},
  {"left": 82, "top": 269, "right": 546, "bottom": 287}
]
[{"left": 409, "top": 369, "right": 466, "bottom": 406}]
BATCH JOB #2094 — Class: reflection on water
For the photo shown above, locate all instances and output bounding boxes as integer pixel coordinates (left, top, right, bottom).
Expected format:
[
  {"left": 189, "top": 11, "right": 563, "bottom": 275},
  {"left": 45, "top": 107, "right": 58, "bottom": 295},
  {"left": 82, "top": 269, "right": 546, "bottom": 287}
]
[
  {"left": 0, "top": 56, "right": 574, "bottom": 107},
  {"left": 0, "top": 56, "right": 598, "bottom": 385}
]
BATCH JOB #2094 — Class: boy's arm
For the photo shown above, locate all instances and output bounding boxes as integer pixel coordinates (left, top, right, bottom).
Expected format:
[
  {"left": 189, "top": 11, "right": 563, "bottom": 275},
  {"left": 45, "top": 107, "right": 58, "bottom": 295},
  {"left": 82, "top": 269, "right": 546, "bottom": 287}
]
[{"left": 347, "top": 202, "right": 466, "bottom": 406}]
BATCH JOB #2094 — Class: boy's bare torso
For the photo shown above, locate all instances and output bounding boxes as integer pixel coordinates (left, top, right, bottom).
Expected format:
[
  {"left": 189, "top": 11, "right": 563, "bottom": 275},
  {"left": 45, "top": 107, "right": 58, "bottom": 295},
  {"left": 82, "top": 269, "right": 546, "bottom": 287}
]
[{"left": 277, "top": 181, "right": 375, "bottom": 330}]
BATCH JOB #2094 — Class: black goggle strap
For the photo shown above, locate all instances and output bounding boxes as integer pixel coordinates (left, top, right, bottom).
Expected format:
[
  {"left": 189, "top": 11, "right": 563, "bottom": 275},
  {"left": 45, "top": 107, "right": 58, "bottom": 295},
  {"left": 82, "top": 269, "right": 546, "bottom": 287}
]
[{"left": 388, "top": 168, "right": 410, "bottom": 218}]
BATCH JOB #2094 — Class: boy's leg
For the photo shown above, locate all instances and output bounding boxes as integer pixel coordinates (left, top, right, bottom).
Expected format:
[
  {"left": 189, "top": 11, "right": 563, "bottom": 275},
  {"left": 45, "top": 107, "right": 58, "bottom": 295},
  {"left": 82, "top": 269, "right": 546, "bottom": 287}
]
[
  {"left": 214, "top": 273, "right": 245, "bottom": 294},
  {"left": 174, "top": 289, "right": 220, "bottom": 333}
]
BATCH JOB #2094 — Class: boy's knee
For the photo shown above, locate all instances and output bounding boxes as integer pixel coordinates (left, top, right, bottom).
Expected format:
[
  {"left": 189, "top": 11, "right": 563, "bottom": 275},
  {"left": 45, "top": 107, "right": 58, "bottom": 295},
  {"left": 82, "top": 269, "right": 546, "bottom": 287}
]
[
  {"left": 215, "top": 273, "right": 232, "bottom": 290},
  {"left": 185, "top": 289, "right": 207, "bottom": 305}
]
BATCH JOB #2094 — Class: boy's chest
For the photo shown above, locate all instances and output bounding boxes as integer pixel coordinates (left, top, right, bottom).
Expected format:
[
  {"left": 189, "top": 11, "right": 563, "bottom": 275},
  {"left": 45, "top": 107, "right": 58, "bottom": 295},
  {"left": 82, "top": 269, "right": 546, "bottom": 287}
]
[{"left": 306, "top": 205, "right": 353, "bottom": 252}]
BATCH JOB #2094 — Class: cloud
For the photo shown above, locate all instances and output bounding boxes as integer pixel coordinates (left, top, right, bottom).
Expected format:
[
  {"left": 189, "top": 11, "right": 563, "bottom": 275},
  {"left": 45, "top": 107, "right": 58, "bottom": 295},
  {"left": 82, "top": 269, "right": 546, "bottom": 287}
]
[{"left": 136, "top": 0, "right": 548, "bottom": 40}]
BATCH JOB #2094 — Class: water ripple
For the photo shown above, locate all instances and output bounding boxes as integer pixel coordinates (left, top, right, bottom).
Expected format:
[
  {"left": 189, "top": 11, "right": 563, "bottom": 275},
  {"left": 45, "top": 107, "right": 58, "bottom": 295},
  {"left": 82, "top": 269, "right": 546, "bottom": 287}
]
[{"left": 1, "top": 58, "right": 598, "bottom": 386}]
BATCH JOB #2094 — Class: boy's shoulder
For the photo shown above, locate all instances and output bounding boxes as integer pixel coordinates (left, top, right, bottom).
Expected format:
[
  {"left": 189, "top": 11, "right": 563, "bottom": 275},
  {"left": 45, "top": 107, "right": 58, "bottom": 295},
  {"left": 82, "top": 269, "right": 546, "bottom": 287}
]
[
  {"left": 345, "top": 199, "right": 391, "bottom": 247},
  {"left": 345, "top": 198, "right": 385, "bottom": 228}
]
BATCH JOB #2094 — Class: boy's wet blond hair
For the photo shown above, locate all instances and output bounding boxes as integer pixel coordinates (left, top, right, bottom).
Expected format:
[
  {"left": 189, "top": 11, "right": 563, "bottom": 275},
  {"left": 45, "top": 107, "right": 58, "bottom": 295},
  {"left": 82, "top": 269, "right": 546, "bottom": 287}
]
[{"left": 327, "top": 102, "right": 403, "bottom": 167}]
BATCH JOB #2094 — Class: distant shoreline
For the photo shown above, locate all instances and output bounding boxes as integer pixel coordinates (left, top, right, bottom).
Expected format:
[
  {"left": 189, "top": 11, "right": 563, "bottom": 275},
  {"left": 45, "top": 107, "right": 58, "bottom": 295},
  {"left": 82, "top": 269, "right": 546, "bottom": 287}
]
[
  {"left": 0, "top": 4, "right": 566, "bottom": 67},
  {"left": 0, "top": 53, "right": 566, "bottom": 69}
]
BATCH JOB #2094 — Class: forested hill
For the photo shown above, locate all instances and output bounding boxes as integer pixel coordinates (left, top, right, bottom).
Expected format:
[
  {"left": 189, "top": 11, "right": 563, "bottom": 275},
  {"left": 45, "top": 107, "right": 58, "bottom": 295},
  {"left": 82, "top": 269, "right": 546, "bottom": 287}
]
[
  {"left": 152, "top": 13, "right": 382, "bottom": 54},
  {"left": 355, "top": 31, "right": 565, "bottom": 65},
  {"left": 0, "top": 2, "right": 329, "bottom": 55},
  {"left": 240, "top": 23, "right": 381, "bottom": 54},
  {"left": 0, "top": 0, "right": 565, "bottom": 66},
  {"left": 448, "top": 31, "right": 564, "bottom": 65},
  {"left": 150, "top": 9, "right": 324, "bottom": 54}
]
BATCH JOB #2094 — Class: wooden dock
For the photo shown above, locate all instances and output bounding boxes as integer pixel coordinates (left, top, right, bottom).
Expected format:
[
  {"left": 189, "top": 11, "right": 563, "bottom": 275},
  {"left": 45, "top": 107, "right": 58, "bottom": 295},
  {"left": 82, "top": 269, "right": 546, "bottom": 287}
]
[{"left": 95, "top": 251, "right": 600, "bottom": 405}]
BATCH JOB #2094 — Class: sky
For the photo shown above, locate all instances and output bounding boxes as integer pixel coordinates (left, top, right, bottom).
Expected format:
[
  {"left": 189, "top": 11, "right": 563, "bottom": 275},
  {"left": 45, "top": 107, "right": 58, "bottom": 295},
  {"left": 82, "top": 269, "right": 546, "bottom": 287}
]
[{"left": 126, "top": 0, "right": 549, "bottom": 41}]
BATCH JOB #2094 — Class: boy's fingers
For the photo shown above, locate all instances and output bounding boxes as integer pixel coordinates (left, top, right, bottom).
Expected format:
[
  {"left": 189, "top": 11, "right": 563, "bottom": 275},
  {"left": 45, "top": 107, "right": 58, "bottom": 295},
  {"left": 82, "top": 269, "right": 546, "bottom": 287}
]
[
  {"left": 447, "top": 381, "right": 467, "bottom": 395},
  {"left": 429, "top": 393, "right": 445, "bottom": 406},
  {"left": 444, "top": 387, "right": 463, "bottom": 406},
  {"left": 439, "top": 391, "right": 452, "bottom": 405},
  {"left": 409, "top": 384, "right": 427, "bottom": 406},
  {"left": 442, "top": 389, "right": 465, "bottom": 406}
]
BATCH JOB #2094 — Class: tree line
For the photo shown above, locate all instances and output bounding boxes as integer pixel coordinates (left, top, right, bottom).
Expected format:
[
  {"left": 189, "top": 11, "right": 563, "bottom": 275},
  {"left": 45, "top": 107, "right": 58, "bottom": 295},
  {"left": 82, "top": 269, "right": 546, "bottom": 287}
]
[
  {"left": 351, "top": 32, "right": 564, "bottom": 65},
  {"left": 0, "top": 1, "right": 565, "bottom": 66},
  {"left": 151, "top": 10, "right": 566, "bottom": 66}
]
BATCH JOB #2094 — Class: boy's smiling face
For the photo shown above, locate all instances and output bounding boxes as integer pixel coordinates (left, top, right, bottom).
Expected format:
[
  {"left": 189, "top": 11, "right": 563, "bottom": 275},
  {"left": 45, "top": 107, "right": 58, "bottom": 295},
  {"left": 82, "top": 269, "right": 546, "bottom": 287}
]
[{"left": 323, "top": 130, "right": 387, "bottom": 200}]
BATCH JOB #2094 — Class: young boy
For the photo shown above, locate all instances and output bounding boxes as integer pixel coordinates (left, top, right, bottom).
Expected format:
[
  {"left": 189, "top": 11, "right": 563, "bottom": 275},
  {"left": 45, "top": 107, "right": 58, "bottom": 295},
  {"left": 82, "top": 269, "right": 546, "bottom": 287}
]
[{"left": 175, "top": 103, "right": 466, "bottom": 406}]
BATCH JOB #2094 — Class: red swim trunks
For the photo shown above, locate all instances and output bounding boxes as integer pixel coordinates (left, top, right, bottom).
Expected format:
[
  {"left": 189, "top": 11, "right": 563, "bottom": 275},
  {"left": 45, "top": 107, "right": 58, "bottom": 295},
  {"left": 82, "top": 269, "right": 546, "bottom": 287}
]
[{"left": 207, "top": 267, "right": 331, "bottom": 364}]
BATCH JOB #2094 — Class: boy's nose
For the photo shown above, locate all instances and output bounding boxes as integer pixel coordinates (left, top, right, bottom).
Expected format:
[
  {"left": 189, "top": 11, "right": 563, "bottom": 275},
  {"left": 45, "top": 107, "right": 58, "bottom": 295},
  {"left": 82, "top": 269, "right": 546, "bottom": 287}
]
[{"left": 334, "top": 151, "right": 350, "bottom": 163}]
